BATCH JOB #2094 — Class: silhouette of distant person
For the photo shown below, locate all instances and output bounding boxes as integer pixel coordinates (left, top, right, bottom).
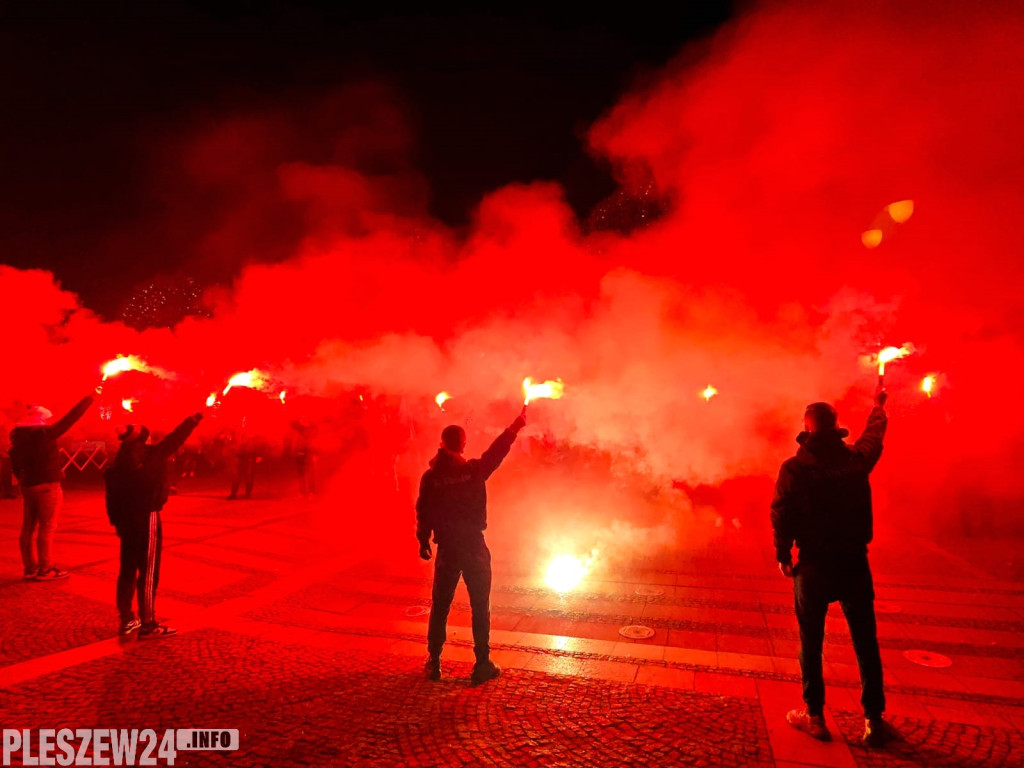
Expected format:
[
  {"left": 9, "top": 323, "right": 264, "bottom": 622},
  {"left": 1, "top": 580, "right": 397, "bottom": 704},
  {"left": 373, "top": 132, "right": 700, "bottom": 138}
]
[
  {"left": 416, "top": 406, "right": 526, "bottom": 684},
  {"left": 9, "top": 391, "right": 96, "bottom": 580},
  {"left": 223, "top": 427, "right": 263, "bottom": 500},
  {"left": 770, "top": 387, "right": 890, "bottom": 747},
  {"left": 0, "top": 415, "right": 16, "bottom": 499},
  {"left": 285, "top": 419, "right": 319, "bottom": 498},
  {"left": 105, "top": 412, "right": 203, "bottom": 638}
]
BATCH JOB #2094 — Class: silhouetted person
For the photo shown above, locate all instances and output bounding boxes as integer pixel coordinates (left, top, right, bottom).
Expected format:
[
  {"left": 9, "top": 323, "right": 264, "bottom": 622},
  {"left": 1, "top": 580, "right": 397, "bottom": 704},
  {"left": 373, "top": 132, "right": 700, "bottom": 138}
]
[
  {"left": 10, "top": 392, "right": 96, "bottom": 580},
  {"left": 771, "top": 387, "right": 889, "bottom": 747},
  {"left": 105, "top": 413, "right": 203, "bottom": 638},
  {"left": 224, "top": 428, "right": 262, "bottom": 499},
  {"left": 416, "top": 407, "right": 526, "bottom": 684},
  {"left": 285, "top": 419, "right": 319, "bottom": 498},
  {"left": 0, "top": 416, "right": 16, "bottom": 499}
]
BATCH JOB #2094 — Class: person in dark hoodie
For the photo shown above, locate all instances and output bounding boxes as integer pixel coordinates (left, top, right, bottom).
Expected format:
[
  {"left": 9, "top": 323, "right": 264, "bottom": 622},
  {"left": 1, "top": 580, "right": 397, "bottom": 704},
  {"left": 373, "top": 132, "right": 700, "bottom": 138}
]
[
  {"left": 416, "top": 406, "right": 527, "bottom": 684},
  {"left": 105, "top": 412, "right": 203, "bottom": 638},
  {"left": 770, "top": 387, "right": 889, "bottom": 748},
  {"left": 10, "top": 392, "right": 96, "bottom": 580}
]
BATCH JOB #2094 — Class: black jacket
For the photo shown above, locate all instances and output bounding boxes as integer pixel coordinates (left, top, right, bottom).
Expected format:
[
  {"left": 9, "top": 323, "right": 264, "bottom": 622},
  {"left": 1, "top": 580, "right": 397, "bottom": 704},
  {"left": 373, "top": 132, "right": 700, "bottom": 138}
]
[
  {"left": 105, "top": 414, "right": 202, "bottom": 528},
  {"left": 770, "top": 406, "right": 887, "bottom": 565},
  {"left": 9, "top": 396, "right": 95, "bottom": 487},
  {"left": 416, "top": 428, "right": 518, "bottom": 549}
]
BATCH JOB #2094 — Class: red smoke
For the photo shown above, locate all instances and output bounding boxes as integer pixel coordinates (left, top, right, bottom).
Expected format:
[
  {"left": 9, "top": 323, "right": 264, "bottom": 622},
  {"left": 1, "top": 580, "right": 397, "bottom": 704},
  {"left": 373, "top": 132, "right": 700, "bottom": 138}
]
[{"left": 3, "top": 1, "right": 1023, "bottom": 566}]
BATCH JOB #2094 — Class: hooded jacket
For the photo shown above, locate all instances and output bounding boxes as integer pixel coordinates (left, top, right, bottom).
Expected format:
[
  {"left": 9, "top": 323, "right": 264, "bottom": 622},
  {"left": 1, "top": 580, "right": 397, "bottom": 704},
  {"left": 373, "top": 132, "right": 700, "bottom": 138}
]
[
  {"left": 105, "top": 414, "right": 202, "bottom": 528},
  {"left": 416, "top": 427, "right": 518, "bottom": 549},
  {"left": 9, "top": 396, "right": 95, "bottom": 487},
  {"left": 770, "top": 406, "right": 887, "bottom": 565}
]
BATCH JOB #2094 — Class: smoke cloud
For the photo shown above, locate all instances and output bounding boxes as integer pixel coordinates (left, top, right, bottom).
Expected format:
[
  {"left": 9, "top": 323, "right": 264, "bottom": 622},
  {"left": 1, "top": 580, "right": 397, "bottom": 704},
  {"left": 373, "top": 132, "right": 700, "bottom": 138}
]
[{"left": 4, "top": 1, "right": 1023, "bottom": 572}]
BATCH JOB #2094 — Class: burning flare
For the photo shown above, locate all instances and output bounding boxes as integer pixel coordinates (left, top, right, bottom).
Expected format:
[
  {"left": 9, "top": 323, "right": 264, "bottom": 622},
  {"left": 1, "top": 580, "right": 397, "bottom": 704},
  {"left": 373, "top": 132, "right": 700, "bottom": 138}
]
[
  {"left": 435, "top": 391, "right": 451, "bottom": 410},
  {"left": 279, "top": 391, "right": 287, "bottom": 404},
  {"left": 921, "top": 374, "right": 937, "bottom": 397},
  {"left": 523, "top": 377, "right": 565, "bottom": 406},
  {"left": 121, "top": 398, "right": 137, "bottom": 413},
  {"left": 702, "top": 384, "right": 718, "bottom": 402},
  {"left": 206, "top": 392, "right": 218, "bottom": 408},
  {"left": 544, "top": 550, "right": 598, "bottom": 593},
  {"left": 101, "top": 355, "right": 153, "bottom": 381},
  {"left": 222, "top": 369, "right": 270, "bottom": 396},
  {"left": 876, "top": 344, "right": 914, "bottom": 376}
]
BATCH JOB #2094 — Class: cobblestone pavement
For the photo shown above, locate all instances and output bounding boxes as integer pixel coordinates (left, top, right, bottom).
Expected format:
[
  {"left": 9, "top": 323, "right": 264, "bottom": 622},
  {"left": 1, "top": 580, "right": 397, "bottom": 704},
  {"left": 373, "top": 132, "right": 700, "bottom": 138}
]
[{"left": 1, "top": 487, "right": 1023, "bottom": 767}]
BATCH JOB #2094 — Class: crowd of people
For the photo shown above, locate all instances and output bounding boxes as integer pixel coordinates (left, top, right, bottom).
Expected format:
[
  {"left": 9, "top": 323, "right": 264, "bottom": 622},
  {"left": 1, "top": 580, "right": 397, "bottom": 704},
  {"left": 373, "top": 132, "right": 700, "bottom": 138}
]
[{"left": 4, "top": 379, "right": 894, "bottom": 747}]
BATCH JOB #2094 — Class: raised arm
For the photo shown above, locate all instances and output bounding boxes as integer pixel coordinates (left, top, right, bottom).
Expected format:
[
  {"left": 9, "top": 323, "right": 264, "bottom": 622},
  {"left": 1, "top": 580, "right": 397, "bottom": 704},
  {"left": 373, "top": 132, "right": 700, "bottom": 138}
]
[
  {"left": 477, "top": 408, "right": 527, "bottom": 479},
  {"left": 152, "top": 413, "right": 203, "bottom": 461},
  {"left": 49, "top": 395, "right": 96, "bottom": 438},
  {"left": 851, "top": 388, "right": 888, "bottom": 471}
]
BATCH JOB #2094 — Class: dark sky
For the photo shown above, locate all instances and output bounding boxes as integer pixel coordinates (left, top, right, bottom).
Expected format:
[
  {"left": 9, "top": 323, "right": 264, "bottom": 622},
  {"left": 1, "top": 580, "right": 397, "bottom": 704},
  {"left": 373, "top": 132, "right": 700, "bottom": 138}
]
[{"left": 1, "top": 1, "right": 734, "bottom": 317}]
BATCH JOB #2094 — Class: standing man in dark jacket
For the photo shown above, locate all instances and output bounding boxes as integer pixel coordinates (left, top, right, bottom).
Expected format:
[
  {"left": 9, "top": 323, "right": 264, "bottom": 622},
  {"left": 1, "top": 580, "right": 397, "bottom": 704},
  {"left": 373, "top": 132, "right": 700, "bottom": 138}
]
[
  {"left": 10, "top": 392, "right": 96, "bottom": 580},
  {"left": 416, "top": 407, "right": 527, "bottom": 684},
  {"left": 770, "top": 388, "right": 889, "bottom": 747},
  {"left": 105, "top": 412, "right": 203, "bottom": 638}
]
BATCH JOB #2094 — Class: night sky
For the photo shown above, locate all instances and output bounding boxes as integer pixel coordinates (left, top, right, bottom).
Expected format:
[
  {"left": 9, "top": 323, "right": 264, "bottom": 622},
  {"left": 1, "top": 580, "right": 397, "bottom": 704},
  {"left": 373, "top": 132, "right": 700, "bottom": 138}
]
[{"left": 1, "top": 1, "right": 734, "bottom": 318}]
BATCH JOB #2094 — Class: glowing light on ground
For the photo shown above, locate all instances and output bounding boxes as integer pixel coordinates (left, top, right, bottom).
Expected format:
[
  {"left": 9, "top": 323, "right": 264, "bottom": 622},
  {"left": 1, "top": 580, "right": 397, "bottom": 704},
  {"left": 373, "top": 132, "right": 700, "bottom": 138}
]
[
  {"left": 544, "top": 550, "right": 598, "bottom": 594},
  {"left": 523, "top": 377, "right": 565, "bottom": 405},
  {"left": 887, "top": 199, "right": 915, "bottom": 223},
  {"left": 545, "top": 555, "right": 587, "bottom": 593},
  {"left": 702, "top": 384, "right": 718, "bottom": 401}
]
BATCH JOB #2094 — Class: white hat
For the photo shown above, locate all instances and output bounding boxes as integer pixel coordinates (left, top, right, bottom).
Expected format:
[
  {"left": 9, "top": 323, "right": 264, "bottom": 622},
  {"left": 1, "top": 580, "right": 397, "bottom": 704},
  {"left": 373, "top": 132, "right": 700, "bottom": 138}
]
[{"left": 16, "top": 405, "right": 53, "bottom": 427}]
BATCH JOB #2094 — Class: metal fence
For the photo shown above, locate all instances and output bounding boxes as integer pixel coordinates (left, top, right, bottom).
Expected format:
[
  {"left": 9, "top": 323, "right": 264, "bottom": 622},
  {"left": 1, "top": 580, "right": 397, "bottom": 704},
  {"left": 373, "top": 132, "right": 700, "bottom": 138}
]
[{"left": 60, "top": 441, "right": 111, "bottom": 473}]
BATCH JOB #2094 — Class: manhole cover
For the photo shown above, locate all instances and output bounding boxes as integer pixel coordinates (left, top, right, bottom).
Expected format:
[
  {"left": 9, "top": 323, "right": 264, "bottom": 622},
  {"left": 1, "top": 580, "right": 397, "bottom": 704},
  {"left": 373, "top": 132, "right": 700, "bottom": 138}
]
[
  {"left": 875, "top": 601, "right": 902, "bottom": 614},
  {"left": 635, "top": 586, "right": 665, "bottom": 596},
  {"left": 619, "top": 625, "right": 655, "bottom": 640},
  {"left": 403, "top": 606, "right": 430, "bottom": 617},
  {"left": 903, "top": 649, "right": 952, "bottom": 668}
]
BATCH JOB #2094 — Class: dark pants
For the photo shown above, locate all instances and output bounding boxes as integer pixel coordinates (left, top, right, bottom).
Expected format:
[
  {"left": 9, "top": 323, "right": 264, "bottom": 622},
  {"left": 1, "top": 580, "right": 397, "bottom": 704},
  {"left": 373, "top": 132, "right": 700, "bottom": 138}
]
[
  {"left": 793, "top": 557, "right": 885, "bottom": 719},
  {"left": 296, "top": 453, "right": 317, "bottom": 496},
  {"left": 20, "top": 482, "right": 61, "bottom": 573},
  {"left": 427, "top": 537, "right": 492, "bottom": 663},
  {"left": 116, "top": 512, "right": 162, "bottom": 628},
  {"left": 230, "top": 455, "right": 257, "bottom": 498}
]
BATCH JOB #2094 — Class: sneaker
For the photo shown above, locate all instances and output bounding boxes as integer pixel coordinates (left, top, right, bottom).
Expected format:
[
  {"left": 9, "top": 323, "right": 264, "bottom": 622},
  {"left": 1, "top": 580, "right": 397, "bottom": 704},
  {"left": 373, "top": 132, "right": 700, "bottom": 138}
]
[
  {"left": 138, "top": 624, "right": 177, "bottom": 639},
  {"left": 786, "top": 709, "right": 830, "bottom": 741},
  {"left": 424, "top": 656, "right": 441, "bottom": 681},
  {"left": 34, "top": 567, "right": 69, "bottom": 581},
  {"left": 119, "top": 618, "right": 142, "bottom": 636},
  {"left": 23, "top": 568, "right": 38, "bottom": 580},
  {"left": 863, "top": 717, "right": 888, "bottom": 748},
  {"left": 471, "top": 660, "right": 501, "bottom": 685}
]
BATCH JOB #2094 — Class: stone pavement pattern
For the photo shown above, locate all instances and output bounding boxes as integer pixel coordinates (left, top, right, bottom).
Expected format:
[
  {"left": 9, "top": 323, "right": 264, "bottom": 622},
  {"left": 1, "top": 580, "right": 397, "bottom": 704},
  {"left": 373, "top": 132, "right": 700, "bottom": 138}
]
[{"left": 1, "top": 486, "right": 1023, "bottom": 767}]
